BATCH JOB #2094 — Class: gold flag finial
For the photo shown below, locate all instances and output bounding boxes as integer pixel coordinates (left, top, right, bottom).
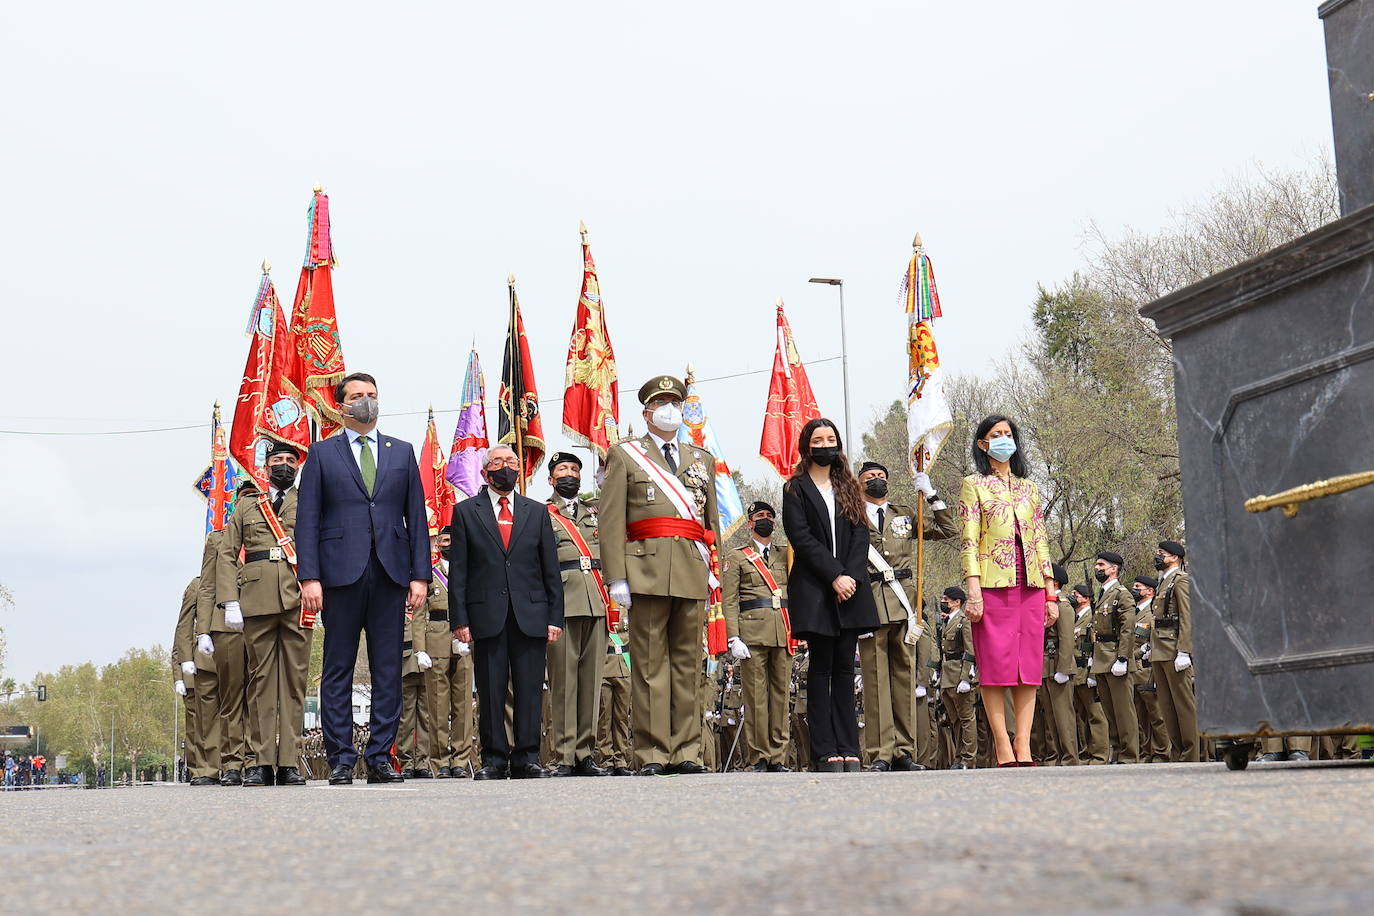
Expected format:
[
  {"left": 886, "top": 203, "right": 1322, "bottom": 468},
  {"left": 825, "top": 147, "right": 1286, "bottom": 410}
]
[
  {"left": 261, "top": 259, "right": 272, "bottom": 273},
  {"left": 312, "top": 182, "right": 323, "bottom": 193},
  {"left": 213, "top": 400, "right": 221, "bottom": 411},
  {"left": 507, "top": 272, "right": 516, "bottom": 287},
  {"left": 579, "top": 220, "right": 588, "bottom": 238},
  {"left": 913, "top": 232, "right": 923, "bottom": 249}
]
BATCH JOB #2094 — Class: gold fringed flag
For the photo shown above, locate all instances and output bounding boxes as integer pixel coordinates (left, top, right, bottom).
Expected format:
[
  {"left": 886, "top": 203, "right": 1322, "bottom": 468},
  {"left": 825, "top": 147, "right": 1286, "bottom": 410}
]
[
  {"left": 904, "top": 236, "right": 952, "bottom": 472},
  {"left": 561, "top": 221, "right": 620, "bottom": 459},
  {"left": 759, "top": 299, "right": 821, "bottom": 478},
  {"left": 499, "top": 274, "right": 545, "bottom": 486},
  {"left": 286, "top": 186, "right": 347, "bottom": 438}
]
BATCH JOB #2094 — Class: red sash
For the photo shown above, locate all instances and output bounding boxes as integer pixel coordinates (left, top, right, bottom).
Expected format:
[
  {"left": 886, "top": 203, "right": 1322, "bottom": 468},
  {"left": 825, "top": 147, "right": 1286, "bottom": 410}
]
[
  {"left": 547, "top": 505, "right": 616, "bottom": 628},
  {"left": 740, "top": 547, "right": 798, "bottom": 656},
  {"left": 623, "top": 518, "right": 726, "bottom": 654},
  {"left": 248, "top": 490, "right": 313, "bottom": 630}
]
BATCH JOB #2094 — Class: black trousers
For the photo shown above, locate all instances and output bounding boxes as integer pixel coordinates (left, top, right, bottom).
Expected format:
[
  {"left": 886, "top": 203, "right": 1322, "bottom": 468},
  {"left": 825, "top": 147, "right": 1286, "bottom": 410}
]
[
  {"left": 805, "top": 630, "right": 860, "bottom": 762},
  {"left": 320, "top": 551, "right": 405, "bottom": 768},
  {"left": 474, "top": 606, "right": 546, "bottom": 769}
]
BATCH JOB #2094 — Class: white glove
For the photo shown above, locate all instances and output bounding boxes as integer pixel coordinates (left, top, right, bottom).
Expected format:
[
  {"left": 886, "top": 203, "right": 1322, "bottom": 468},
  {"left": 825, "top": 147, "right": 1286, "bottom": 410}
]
[
  {"left": 608, "top": 579, "right": 632, "bottom": 609},
  {"left": 1087, "top": 677, "right": 1097, "bottom": 688},
  {"left": 857, "top": 631, "right": 875, "bottom": 640},
  {"left": 1053, "top": 671, "right": 1071, "bottom": 685},
  {"left": 454, "top": 640, "right": 471, "bottom": 657},
  {"left": 416, "top": 651, "right": 433, "bottom": 670},
  {"left": 1175, "top": 651, "right": 1192, "bottom": 672},
  {"left": 173, "top": 680, "right": 187, "bottom": 697},
  {"left": 912, "top": 471, "right": 934, "bottom": 497},
  {"left": 223, "top": 601, "right": 244, "bottom": 632},
  {"left": 957, "top": 680, "right": 971, "bottom": 694},
  {"left": 180, "top": 661, "right": 196, "bottom": 677},
  {"left": 728, "top": 636, "right": 751, "bottom": 660},
  {"left": 931, "top": 672, "right": 940, "bottom": 688},
  {"left": 196, "top": 634, "right": 215, "bottom": 656},
  {"left": 915, "top": 685, "right": 927, "bottom": 699},
  {"left": 905, "top": 622, "right": 923, "bottom": 644},
  {"left": 1111, "top": 659, "right": 1128, "bottom": 677}
]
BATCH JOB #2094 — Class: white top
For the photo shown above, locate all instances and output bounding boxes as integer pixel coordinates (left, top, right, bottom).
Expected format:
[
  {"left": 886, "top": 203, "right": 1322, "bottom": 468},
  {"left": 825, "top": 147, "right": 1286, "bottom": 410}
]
[
  {"left": 817, "top": 481, "right": 837, "bottom": 557},
  {"left": 647, "top": 430, "right": 678, "bottom": 468},
  {"left": 864, "top": 499, "right": 888, "bottom": 529},
  {"left": 344, "top": 426, "right": 382, "bottom": 471}
]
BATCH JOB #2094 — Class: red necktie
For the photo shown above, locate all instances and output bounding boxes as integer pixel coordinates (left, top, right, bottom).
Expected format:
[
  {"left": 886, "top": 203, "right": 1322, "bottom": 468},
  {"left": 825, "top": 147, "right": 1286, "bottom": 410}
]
[{"left": 498, "top": 496, "right": 513, "bottom": 550}]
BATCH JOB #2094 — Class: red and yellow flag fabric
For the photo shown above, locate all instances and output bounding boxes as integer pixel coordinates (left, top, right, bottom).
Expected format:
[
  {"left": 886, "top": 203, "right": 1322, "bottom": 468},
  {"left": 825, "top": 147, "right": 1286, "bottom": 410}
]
[
  {"left": 420, "top": 407, "right": 457, "bottom": 537},
  {"left": 759, "top": 300, "right": 821, "bottom": 478},
  {"left": 286, "top": 187, "right": 346, "bottom": 438},
  {"left": 561, "top": 222, "right": 620, "bottom": 459},
  {"left": 498, "top": 275, "right": 545, "bottom": 485}
]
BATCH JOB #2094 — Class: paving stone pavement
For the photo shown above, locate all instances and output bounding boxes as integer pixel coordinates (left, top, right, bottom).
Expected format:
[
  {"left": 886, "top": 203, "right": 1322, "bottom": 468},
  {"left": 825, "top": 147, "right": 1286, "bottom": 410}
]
[{"left": 2, "top": 760, "right": 1371, "bottom": 914}]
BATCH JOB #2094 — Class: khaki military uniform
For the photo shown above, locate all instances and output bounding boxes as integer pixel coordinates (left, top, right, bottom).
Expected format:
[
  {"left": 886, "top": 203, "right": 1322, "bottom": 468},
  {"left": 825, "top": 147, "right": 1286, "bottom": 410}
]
[
  {"left": 1150, "top": 568, "right": 1199, "bottom": 761},
  {"left": 721, "top": 541, "right": 792, "bottom": 768},
  {"left": 717, "top": 670, "right": 745, "bottom": 770},
  {"left": 596, "top": 625, "right": 632, "bottom": 770},
  {"left": 938, "top": 608, "right": 977, "bottom": 767},
  {"left": 1092, "top": 579, "right": 1140, "bottom": 764},
  {"left": 914, "top": 620, "right": 940, "bottom": 769},
  {"left": 700, "top": 663, "right": 721, "bottom": 772},
  {"left": 216, "top": 486, "right": 312, "bottom": 772},
  {"left": 546, "top": 496, "right": 609, "bottom": 767},
  {"left": 397, "top": 609, "right": 432, "bottom": 774},
  {"left": 416, "top": 562, "right": 454, "bottom": 776},
  {"left": 196, "top": 528, "right": 248, "bottom": 775},
  {"left": 1039, "top": 593, "right": 1079, "bottom": 765},
  {"left": 1131, "top": 601, "right": 1170, "bottom": 762},
  {"left": 860, "top": 501, "right": 957, "bottom": 767},
  {"left": 788, "top": 650, "right": 810, "bottom": 770},
  {"left": 175, "top": 576, "right": 218, "bottom": 779},
  {"left": 445, "top": 645, "right": 478, "bottom": 775},
  {"left": 600, "top": 434, "right": 722, "bottom": 769},
  {"left": 1069, "top": 601, "right": 1109, "bottom": 764}
]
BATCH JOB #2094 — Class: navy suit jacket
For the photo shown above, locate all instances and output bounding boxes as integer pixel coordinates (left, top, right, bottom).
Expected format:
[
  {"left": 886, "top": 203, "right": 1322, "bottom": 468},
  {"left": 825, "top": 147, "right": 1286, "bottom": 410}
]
[
  {"left": 295, "top": 431, "right": 432, "bottom": 589},
  {"left": 447, "top": 488, "right": 564, "bottom": 641}
]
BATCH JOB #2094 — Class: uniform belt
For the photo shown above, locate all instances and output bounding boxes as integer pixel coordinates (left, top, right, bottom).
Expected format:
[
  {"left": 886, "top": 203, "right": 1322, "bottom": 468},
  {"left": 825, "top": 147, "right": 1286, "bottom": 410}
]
[
  {"left": 402, "top": 640, "right": 413, "bottom": 651},
  {"left": 1096, "top": 637, "right": 1118, "bottom": 644},
  {"left": 1155, "top": 621, "right": 1179, "bottom": 630},
  {"left": 244, "top": 548, "right": 286, "bottom": 563},
  {"left": 428, "top": 610, "right": 449, "bottom": 622},
  {"left": 868, "top": 568, "right": 912, "bottom": 584},
  {"left": 740, "top": 597, "right": 787, "bottom": 611},
  {"left": 942, "top": 652, "right": 962, "bottom": 661},
  {"left": 559, "top": 558, "right": 602, "bottom": 572}
]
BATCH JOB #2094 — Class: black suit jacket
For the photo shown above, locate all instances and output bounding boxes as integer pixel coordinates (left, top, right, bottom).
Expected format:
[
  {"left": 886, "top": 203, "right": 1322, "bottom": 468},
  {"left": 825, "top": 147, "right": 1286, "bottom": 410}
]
[
  {"left": 447, "top": 487, "right": 565, "bottom": 641},
  {"left": 781, "top": 474, "right": 880, "bottom": 638}
]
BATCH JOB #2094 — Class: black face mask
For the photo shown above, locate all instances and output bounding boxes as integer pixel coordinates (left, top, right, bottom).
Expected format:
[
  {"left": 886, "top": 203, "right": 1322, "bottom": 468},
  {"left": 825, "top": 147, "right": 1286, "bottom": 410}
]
[
  {"left": 553, "top": 476, "right": 582, "bottom": 498},
  {"left": 1094, "top": 569, "right": 1109, "bottom": 584},
  {"left": 1153, "top": 555, "right": 1166, "bottom": 571},
  {"left": 752, "top": 518, "right": 775, "bottom": 539},
  {"left": 810, "top": 446, "right": 840, "bottom": 467},
  {"left": 439, "top": 546, "right": 452, "bottom": 560},
  {"left": 269, "top": 465, "right": 297, "bottom": 490},
  {"left": 487, "top": 466, "right": 519, "bottom": 492},
  {"left": 864, "top": 478, "right": 888, "bottom": 499},
  {"left": 1131, "top": 588, "right": 1144, "bottom": 601}
]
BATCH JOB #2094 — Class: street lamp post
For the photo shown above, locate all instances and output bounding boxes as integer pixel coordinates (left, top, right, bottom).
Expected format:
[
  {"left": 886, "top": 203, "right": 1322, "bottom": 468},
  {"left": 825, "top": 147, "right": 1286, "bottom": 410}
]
[{"left": 809, "top": 277, "right": 852, "bottom": 449}]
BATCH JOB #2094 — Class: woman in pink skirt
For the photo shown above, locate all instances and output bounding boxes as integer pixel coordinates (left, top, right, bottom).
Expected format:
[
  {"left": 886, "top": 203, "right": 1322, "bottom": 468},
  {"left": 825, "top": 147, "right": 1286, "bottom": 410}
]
[{"left": 957, "top": 415, "right": 1059, "bottom": 767}]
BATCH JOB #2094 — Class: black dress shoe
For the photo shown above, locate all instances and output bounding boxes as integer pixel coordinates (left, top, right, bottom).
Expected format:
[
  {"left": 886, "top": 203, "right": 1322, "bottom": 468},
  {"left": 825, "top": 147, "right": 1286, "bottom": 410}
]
[
  {"left": 473, "top": 765, "right": 508, "bottom": 781},
  {"left": 573, "top": 758, "right": 609, "bottom": 777},
  {"left": 366, "top": 762, "right": 405, "bottom": 784},
  {"left": 329, "top": 765, "right": 354, "bottom": 785},
  {"left": 949, "top": 763, "right": 970, "bottom": 770},
  {"left": 750, "top": 761, "right": 770, "bottom": 773},
  {"left": 868, "top": 759, "right": 892, "bottom": 772},
  {"left": 638, "top": 763, "right": 666, "bottom": 776},
  {"left": 241, "top": 766, "right": 268, "bottom": 787},
  {"left": 892, "top": 755, "right": 927, "bottom": 772},
  {"left": 277, "top": 767, "right": 307, "bottom": 786},
  {"left": 549, "top": 764, "right": 575, "bottom": 777},
  {"left": 510, "top": 763, "right": 551, "bottom": 779},
  {"left": 220, "top": 769, "right": 243, "bottom": 786},
  {"left": 189, "top": 776, "right": 218, "bottom": 787},
  {"left": 611, "top": 766, "right": 635, "bottom": 777},
  {"left": 670, "top": 761, "right": 710, "bottom": 775},
  {"left": 410, "top": 768, "right": 434, "bottom": 779},
  {"left": 767, "top": 763, "right": 792, "bottom": 773},
  {"left": 401, "top": 768, "right": 419, "bottom": 780},
  {"left": 437, "top": 766, "right": 454, "bottom": 778}
]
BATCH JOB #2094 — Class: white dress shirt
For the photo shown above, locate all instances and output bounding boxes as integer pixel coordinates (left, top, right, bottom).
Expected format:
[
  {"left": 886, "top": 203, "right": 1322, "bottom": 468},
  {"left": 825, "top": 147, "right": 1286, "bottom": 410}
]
[
  {"left": 864, "top": 499, "right": 888, "bottom": 530},
  {"left": 647, "top": 430, "right": 678, "bottom": 469},
  {"left": 488, "top": 486, "right": 516, "bottom": 520}
]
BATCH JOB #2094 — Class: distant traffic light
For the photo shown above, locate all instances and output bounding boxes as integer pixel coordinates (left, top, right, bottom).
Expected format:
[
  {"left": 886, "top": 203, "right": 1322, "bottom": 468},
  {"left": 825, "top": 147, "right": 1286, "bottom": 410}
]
[{"left": 36, "top": 685, "right": 47, "bottom": 702}]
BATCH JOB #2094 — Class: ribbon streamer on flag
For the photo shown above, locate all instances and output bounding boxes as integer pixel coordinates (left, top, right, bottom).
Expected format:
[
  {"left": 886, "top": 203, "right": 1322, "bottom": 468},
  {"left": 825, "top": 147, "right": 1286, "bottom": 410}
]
[
  {"left": 421, "top": 407, "right": 457, "bottom": 542},
  {"left": 286, "top": 186, "right": 347, "bottom": 438},
  {"left": 498, "top": 274, "right": 546, "bottom": 487},
  {"left": 561, "top": 221, "right": 620, "bottom": 460},
  {"left": 446, "top": 349, "right": 490, "bottom": 499},
  {"left": 759, "top": 298, "right": 822, "bottom": 478},
  {"left": 904, "top": 234, "right": 952, "bottom": 472},
  {"left": 193, "top": 402, "right": 240, "bottom": 534},
  {"left": 678, "top": 365, "right": 745, "bottom": 541}
]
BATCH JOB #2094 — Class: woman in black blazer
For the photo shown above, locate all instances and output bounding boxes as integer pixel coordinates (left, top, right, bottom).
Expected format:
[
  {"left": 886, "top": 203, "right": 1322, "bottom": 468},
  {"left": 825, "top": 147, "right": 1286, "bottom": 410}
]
[{"left": 781, "top": 418, "right": 880, "bottom": 772}]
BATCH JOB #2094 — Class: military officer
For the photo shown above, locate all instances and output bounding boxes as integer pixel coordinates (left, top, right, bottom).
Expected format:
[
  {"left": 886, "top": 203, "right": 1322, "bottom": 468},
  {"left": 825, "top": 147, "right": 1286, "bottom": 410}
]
[
  {"left": 413, "top": 528, "right": 451, "bottom": 778},
  {"left": 435, "top": 521, "right": 476, "bottom": 777},
  {"left": 600, "top": 375, "right": 722, "bottom": 776},
  {"left": 854, "top": 461, "right": 957, "bottom": 772},
  {"left": 1149, "top": 540, "right": 1199, "bottom": 762},
  {"left": 1130, "top": 576, "right": 1170, "bottom": 763},
  {"left": 545, "top": 452, "right": 611, "bottom": 777},
  {"left": 716, "top": 662, "right": 746, "bottom": 771},
  {"left": 397, "top": 603, "right": 433, "bottom": 778},
  {"left": 216, "top": 443, "right": 311, "bottom": 786},
  {"left": 1067, "top": 584, "right": 1109, "bottom": 765},
  {"left": 196, "top": 518, "right": 249, "bottom": 785},
  {"left": 1091, "top": 551, "right": 1140, "bottom": 764},
  {"left": 722, "top": 501, "right": 794, "bottom": 773},
  {"left": 1039, "top": 564, "right": 1079, "bottom": 765},
  {"left": 937, "top": 587, "right": 977, "bottom": 769},
  {"left": 445, "top": 628, "right": 478, "bottom": 777},
  {"left": 175, "top": 576, "right": 219, "bottom": 785},
  {"left": 913, "top": 608, "right": 940, "bottom": 770},
  {"left": 596, "top": 617, "right": 634, "bottom": 775},
  {"left": 788, "top": 648, "right": 811, "bottom": 770}
]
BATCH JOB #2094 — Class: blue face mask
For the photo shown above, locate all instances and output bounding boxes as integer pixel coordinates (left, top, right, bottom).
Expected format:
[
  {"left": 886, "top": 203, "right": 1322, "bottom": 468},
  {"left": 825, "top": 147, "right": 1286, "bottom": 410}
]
[{"left": 986, "top": 436, "right": 1017, "bottom": 462}]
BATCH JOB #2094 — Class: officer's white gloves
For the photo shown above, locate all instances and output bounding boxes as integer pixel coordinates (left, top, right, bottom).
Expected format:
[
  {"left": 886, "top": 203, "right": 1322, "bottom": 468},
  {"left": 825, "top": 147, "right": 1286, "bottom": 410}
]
[
  {"left": 180, "top": 661, "right": 196, "bottom": 677},
  {"left": 1174, "top": 651, "right": 1192, "bottom": 672},
  {"left": 608, "top": 579, "right": 632, "bottom": 609},
  {"left": 905, "top": 621, "right": 923, "bottom": 644},
  {"left": 915, "top": 685, "right": 928, "bottom": 699},
  {"left": 912, "top": 471, "right": 935, "bottom": 497},
  {"left": 416, "top": 651, "right": 433, "bottom": 670},
  {"left": 1110, "top": 659, "right": 1128, "bottom": 677},
  {"left": 956, "top": 680, "right": 971, "bottom": 694},
  {"left": 223, "top": 602, "right": 244, "bottom": 632},
  {"left": 196, "top": 634, "right": 215, "bottom": 656},
  {"left": 173, "top": 680, "right": 187, "bottom": 697},
  {"left": 452, "top": 639, "right": 471, "bottom": 657},
  {"left": 1053, "top": 671, "right": 1071, "bottom": 685},
  {"left": 728, "top": 637, "right": 751, "bottom": 660},
  {"left": 858, "top": 631, "right": 875, "bottom": 640}
]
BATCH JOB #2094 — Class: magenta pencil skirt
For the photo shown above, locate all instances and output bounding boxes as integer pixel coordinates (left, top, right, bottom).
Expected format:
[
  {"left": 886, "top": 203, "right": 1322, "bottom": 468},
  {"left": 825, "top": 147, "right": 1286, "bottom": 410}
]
[{"left": 970, "top": 584, "right": 1044, "bottom": 687}]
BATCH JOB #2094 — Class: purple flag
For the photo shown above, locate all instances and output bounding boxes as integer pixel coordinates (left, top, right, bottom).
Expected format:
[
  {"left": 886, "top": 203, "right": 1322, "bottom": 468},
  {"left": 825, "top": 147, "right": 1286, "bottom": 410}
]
[{"left": 446, "top": 349, "right": 489, "bottom": 498}]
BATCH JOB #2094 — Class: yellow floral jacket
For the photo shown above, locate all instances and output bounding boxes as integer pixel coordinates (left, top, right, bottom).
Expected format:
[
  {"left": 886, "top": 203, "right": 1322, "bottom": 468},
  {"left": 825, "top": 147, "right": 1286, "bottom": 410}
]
[{"left": 957, "top": 474, "right": 1054, "bottom": 589}]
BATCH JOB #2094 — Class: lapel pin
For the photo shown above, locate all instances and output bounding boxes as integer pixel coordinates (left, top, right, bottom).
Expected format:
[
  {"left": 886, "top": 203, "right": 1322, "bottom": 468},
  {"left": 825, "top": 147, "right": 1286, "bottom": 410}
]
[{"left": 385, "top": 441, "right": 392, "bottom": 447}]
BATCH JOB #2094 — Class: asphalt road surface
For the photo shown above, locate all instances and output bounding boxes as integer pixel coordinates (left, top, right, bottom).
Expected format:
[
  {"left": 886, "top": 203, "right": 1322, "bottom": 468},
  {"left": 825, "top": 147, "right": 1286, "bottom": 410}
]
[{"left": 3, "top": 760, "right": 1371, "bottom": 914}]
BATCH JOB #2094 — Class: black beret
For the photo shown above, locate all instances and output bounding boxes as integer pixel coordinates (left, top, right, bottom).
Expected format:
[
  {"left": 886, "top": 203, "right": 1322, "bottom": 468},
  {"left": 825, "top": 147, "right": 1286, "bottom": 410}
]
[
  {"left": 858, "top": 461, "right": 889, "bottom": 476},
  {"left": 1133, "top": 575, "right": 1159, "bottom": 590},
  {"left": 1096, "top": 551, "right": 1124, "bottom": 567},
  {"left": 548, "top": 451, "right": 583, "bottom": 472},
  {"left": 1051, "top": 563, "right": 1069, "bottom": 587},
  {"left": 637, "top": 375, "right": 687, "bottom": 404},
  {"left": 1072, "top": 584, "right": 1094, "bottom": 601},
  {"left": 1158, "top": 540, "right": 1185, "bottom": 558},
  {"left": 746, "top": 501, "right": 776, "bottom": 517},
  {"left": 943, "top": 586, "right": 967, "bottom": 602},
  {"left": 265, "top": 440, "right": 303, "bottom": 461}
]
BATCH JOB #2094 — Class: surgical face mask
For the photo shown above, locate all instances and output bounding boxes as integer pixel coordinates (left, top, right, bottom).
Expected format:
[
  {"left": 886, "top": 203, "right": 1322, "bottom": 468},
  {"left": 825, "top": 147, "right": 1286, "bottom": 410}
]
[
  {"left": 439, "top": 545, "right": 452, "bottom": 560},
  {"left": 1094, "top": 569, "right": 1109, "bottom": 584},
  {"left": 752, "top": 518, "right": 775, "bottom": 539},
  {"left": 810, "top": 446, "right": 840, "bottom": 467},
  {"left": 864, "top": 478, "right": 888, "bottom": 499},
  {"left": 650, "top": 402, "right": 683, "bottom": 432},
  {"left": 985, "top": 435, "right": 1017, "bottom": 462},
  {"left": 487, "top": 466, "right": 519, "bottom": 492},
  {"left": 1153, "top": 555, "right": 1167, "bottom": 571},
  {"left": 553, "top": 476, "right": 582, "bottom": 499},
  {"left": 268, "top": 464, "right": 297, "bottom": 490},
  {"left": 345, "top": 395, "right": 379, "bottom": 425}
]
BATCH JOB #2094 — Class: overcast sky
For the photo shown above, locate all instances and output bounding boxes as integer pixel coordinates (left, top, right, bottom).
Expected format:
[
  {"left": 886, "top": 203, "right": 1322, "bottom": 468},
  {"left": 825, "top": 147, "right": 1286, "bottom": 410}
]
[{"left": 0, "top": 1, "right": 1335, "bottom": 684}]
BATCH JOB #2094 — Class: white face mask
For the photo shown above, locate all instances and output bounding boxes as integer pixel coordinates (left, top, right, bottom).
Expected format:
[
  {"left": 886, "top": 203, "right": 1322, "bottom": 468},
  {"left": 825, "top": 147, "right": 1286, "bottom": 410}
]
[{"left": 651, "top": 402, "right": 683, "bottom": 432}]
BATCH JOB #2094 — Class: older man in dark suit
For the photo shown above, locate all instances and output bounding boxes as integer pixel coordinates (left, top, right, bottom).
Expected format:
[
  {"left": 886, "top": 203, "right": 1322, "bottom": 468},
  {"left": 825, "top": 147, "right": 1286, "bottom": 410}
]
[
  {"left": 295, "top": 372, "right": 431, "bottom": 785},
  {"left": 449, "top": 444, "right": 564, "bottom": 780}
]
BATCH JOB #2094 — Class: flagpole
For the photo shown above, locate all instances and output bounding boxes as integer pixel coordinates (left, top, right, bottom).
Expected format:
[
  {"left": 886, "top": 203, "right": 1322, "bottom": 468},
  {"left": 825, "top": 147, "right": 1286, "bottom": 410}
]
[
  {"left": 507, "top": 273, "right": 525, "bottom": 495},
  {"left": 913, "top": 233, "right": 925, "bottom": 630}
]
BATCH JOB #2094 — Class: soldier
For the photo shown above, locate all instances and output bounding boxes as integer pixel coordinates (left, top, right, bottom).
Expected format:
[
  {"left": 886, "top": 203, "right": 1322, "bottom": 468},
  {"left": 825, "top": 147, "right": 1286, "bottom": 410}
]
[
  {"left": 721, "top": 501, "right": 794, "bottom": 773},
  {"left": 445, "top": 633, "right": 478, "bottom": 777},
  {"left": 854, "top": 461, "right": 957, "bottom": 772},
  {"left": 416, "top": 528, "right": 451, "bottom": 778},
  {"left": 397, "top": 604, "right": 433, "bottom": 778},
  {"left": 596, "top": 617, "right": 634, "bottom": 776},
  {"left": 1039, "top": 564, "right": 1079, "bottom": 765},
  {"left": 717, "top": 662, "right": 746, "bottom": 770},
  {"left": 174, "top": 576, "right": 218, "bottom": 786},
  {"left": 1150, "top": 541, "right": 1199, "bottom": 762},
  {"left": 196, "top": 520, "right": 249, "bottom": 785},
  {"left": 1130, "top": 576, "right": 1170, "bottom": 763},
  {"left": 788, "top": 648, "right": 811, "bottom": 770},
  {"left": 545, "top": 452, "right": 611, "bottom": 777},
  {"left": 913, "top": 602, "right": 940, "bottom": 770},
  {"left": 600, "top": 375, "right": 722, "bottom": 776},
  {"left": 216, "top": 442, "right": 310, "bottom": 786},
  {"left": 1091, "top": 551, "right": 1140, "bottom": 764},
  {"left": 937, "top": 587, "right": 977, "bottom": 769},
  {"left": 1067, "top": 584, "right": 1109, "bottom": 764}
]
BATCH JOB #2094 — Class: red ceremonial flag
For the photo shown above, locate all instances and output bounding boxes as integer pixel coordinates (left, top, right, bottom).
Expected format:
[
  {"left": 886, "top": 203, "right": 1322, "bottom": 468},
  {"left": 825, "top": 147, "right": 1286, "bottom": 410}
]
[
  {"left": 561, "top": 221, "right": 620, "bottom": 459},
  {"left": 759, "top": 299, "right": 822, "bottom": 477},
  {"left": 286, "top": 186, "right": 347, "bottom": 438},
  {"left": 420, "top": 406, "right": 457, "bottom": 538},
  {"left": 498, "top": 274, "right": 546, "bottom": 486}
]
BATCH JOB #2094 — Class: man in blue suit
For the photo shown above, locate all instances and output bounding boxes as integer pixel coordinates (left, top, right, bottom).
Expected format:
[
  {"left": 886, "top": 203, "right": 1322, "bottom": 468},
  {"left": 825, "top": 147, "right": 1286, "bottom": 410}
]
[{"left": 296, "top": 372, "right": 431, "bottom": 785}]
